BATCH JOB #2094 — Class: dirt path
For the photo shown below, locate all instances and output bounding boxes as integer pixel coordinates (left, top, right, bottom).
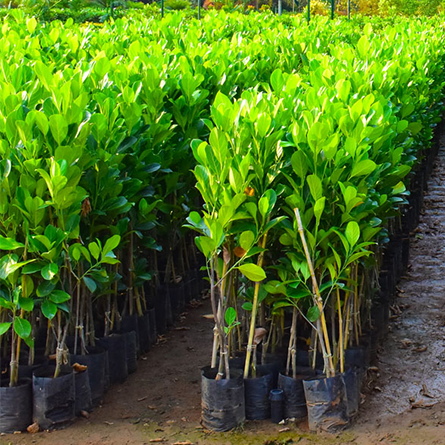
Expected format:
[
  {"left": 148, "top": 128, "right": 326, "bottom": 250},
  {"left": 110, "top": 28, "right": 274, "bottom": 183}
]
[
  {"left": 364, "top": 133, "right": 445, "bottom": 420},
  {"left": 3, "top": 137, "right": 445, "bottom": 445}
]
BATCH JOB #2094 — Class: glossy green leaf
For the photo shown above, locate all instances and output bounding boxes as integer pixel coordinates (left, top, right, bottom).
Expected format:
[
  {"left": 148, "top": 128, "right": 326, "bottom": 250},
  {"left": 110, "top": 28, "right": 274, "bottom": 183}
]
[
  {"left": 13, "top": 318, "right": 31, "bottom": 339},
  {"left": 0, "top": 236, "right": 25, "bottom": 250},
  {"left": 238, "top": 264, "right": 266, "bottom": 282},
  {"left": 239, "top": 231, "right": 255, "bottom": 252},
  {"left": 0, "top": 322, "right": 12, "bottom": 336},
  {"left": 41, "top": 263, "right": 58, "bottom": 281},
  {"left": 307, "top": 175, "right": 323, "bottom": 201},
  {"left": 225, "top": 307, "right": 237, "bottom": 326},
  {"left": 41, "top": 300, "right": 57, "bottom": 320},
  {"left": 18, "top": 297, "right": 34, "bottom": 311},
  {"left": 88, "top": 242, "right": 100, "bottom": 261},
  {"left": 102, "top": 235, "right": 121, "bottom": 257},
  {"left": 307, "top": 306, "right": 320, "bottom": 322},
  {"left": 350, "top": 160, "right": 376, "bottom": 179},
  {"left": 345, "top": 221, "right": 360, "bottom": 248},
  {"left": 50, "top": 290, "right": 71, "bottom": 303},
  {"left": 49, "top": 114, "right": 68, "bottom": 145},
  {"left": 83, "top": 277, "right": 97, "bottom": 293}
]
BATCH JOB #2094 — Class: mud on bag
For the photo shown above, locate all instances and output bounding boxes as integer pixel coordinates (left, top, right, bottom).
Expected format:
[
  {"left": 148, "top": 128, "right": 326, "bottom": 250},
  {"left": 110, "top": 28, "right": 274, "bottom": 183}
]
[
  {"left": 303, "top": 374, "right": 349, "bottom": 433},
  {"left": 32, "top": 365, "right": 76, "bottom": 430},
  {"left": 201, "top": 366, "right": 245, "bottom": 432}
]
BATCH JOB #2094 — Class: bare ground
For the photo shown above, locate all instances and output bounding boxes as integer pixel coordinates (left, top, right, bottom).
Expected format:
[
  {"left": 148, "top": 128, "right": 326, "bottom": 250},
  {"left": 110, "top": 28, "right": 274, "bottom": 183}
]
[{"left": 3, "top": 137, "right": 445, "bottom": 445}]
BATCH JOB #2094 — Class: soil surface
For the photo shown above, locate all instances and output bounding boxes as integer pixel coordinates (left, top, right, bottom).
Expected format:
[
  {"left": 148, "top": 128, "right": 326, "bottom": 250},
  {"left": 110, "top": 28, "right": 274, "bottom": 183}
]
[{"left": 3, "top": 136, "right": 445, "bottom": 445}]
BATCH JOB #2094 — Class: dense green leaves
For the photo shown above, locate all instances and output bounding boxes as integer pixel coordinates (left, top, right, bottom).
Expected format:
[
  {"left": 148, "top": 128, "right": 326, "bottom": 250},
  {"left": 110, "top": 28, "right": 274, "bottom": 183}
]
[{"left": 0, "top": 10, "right": 444, "bottom": 382}]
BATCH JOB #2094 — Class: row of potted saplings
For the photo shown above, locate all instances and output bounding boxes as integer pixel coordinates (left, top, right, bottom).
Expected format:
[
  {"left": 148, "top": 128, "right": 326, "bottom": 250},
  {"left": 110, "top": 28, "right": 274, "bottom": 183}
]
[
  {"left": 0, "top": 270, "right": 203, "bottom": 434},
  {"left": 202, "top": 331, "right": 370, "bottom": 432},
  {"left": 201, "top": 297, "right": 373, "bottom": 433},
  {"left": 198, "top": 202, "right": 414, "bottom": 433},
  {"left": 199, "top": 179, "right": 417, "bottom": 433}
]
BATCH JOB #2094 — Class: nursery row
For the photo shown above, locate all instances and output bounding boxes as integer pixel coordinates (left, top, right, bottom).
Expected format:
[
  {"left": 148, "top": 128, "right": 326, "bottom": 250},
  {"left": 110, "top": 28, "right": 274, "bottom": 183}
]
[
  {"left": 0, "top": 278, "right": 202, "bottom": 432},
  {"left": 0, "top": 11, "right": 444, "bottom": 433}
]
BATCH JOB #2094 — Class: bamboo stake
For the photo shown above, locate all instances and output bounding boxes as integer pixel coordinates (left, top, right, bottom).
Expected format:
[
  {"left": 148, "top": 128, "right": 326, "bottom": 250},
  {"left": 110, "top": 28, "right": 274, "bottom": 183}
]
[
  {"left": 210, "top": 303, "right": 220, "bottom": 368},
  {"left": 358, "top": 273, "right": 365, "bottom": 338},
  {"left": 311, "top": 327, "right": 318, "bottom": 370},
  {"left": 294, "top": 208, "right": 335, "bottom": 377},
  {"left": 344, "top": 296, "right": 352, "bottom": 350},
  {"left": 336, "top": 286, "right": 344, "bottom": 374},
  {"left": 353, "top": 264, "right": 359, "bottom": 346},
  {"left": 286, "top": 306, "right": 298, "bottom": 376}
]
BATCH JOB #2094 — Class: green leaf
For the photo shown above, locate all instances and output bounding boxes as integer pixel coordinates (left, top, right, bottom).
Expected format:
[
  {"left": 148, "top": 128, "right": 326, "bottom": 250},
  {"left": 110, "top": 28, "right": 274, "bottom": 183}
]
[
  {"left": 22, "top": 262, "right": 44, "bottom": 274},
  {"left": 94, "top": 57, "right": 111, "bottom": 79},
  {"left": 100, "top": 256, "right": 120, "bottom": 265},
  {"left": 345, "top": 251, "right": 372, "bottom": 266},
  {"left": 307, "top": 175, "right": 323, "bottom": 201},
  {"left": 287, "top": 288, "right": 311, "bottom": 299},
  {"left": 102, "top": 235, "right": 121, "bottom": 257},
  {"left": 26, "top": 17, "right": 37, "bottom": 33},
  {"left": 314, "top": 197, "right": 326, "bottom": 224},
  {"left": 35, "top": 112, "right": 49, "bottom": 135},
  {"left": 307, "top": 306, "right": 320, "bottom": 322},
  {"left": 0, "top": 256, "right": 36, "bottom": 280},
  {"left": 83, "top": 276, "right": 97, "bottom": 293},
  {"left": 350, "top": 160, "right": 376, "bottom": 179},
  {"left": 291, "top": 151, "right": 308, "bottom": 180},
  {"left": 18, "top": 297, "right": 34, "bottom": 311},
  {"left": 13, "top": 318, "right": 31, "bottom": 339},
  {"left": 238, "top": 264, "right": 266, "bottom": 282},
  {"left": 239, "top": 231, "right": 255, "bottom": 252},
  {"left": 37, "top": 280, "right": 56, "bottom": 297},
  {"left": 71, "top": 244, "right": 81, "bottom": 262},
  {"left": 49, "top": 290, "right": 71, "bottom": 303},
  {"left": 49, "top": 114, "right": 68, "bottom": 146},
  {"left": 195, "top": 236, "right": 215, "bottom": 259},
  {"left": 24, "top": 336, "right": 34, "bottom": 349},
  {"left": 88, "top": 242, "right": 100, "bottom": 261},
  {"left": 225, "top": 307, "right": 237, "bottom": 326},
  {"left": 34, "top": 61, "right": 53, "bottom": 90},
  {"left": 264, "top": 216, "right": 287, "bottom": 232},
  {"left": 242, "top": 302, "right": 253, "bottom": 311},
  {"left": 41, "top": 263, "right": 58, "bottom": 281},
  {"left": 345, "top": 221, "right": 360, "bottom": 249},
  {"left": 0, "top": 322, "right": 12, "bottom": 336},
  {"left": 0, "top": 236, "right": 25, "bottom": 250},
  {"left": 41, "top": 300, "right": 57, "bottom": 320},
  {"left": 259, "top": 190, "right": 277, "bottom": 219}
]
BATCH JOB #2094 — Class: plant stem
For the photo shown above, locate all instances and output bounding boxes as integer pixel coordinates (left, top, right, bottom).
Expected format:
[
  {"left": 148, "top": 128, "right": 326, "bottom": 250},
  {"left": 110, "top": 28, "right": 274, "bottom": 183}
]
[
  {"left": 9, "top": 314, "right": 17, "bottom": 387},
  {"left": 243, "top": 233, "right": 268, "bottom": 379},
  {"left": 74, "top": 275, "right": 81, "bottom": 355},
  {"left": 129, "top": 229, "right": 134, "bottom": 316},
  {"left": 210, "top": 259, "right": 229, "bottom": 380}
]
